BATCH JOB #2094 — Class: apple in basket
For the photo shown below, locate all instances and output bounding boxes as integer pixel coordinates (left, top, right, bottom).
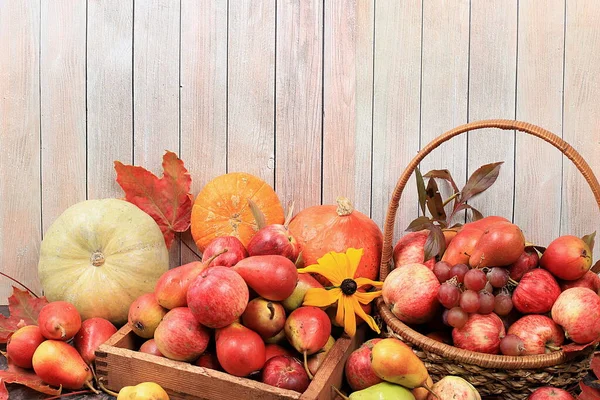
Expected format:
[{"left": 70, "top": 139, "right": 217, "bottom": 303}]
[
  {"left": 452, "top": 313, "right": 505, "bottom": 354},
  {"left": 527, "top": 386, "right": 575, "bottom": 399},
  {"left": 506, "top": 315, "right": 565, "bottom": 355},
  {"left": 551, "top": 287, "right": 600, "bottom": 344},
  {"left": 426, "top": 376, "right": 481, "bottom": 400}
]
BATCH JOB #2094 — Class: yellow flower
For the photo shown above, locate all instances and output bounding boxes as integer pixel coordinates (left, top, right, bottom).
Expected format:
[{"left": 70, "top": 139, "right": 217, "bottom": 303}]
[{"left": 298, "top": 248, "right": 383, "bottom": 337}]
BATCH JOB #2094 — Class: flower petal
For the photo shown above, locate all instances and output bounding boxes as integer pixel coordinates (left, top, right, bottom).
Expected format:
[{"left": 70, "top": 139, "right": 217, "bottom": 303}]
[
  {"left": 308, "top": 252, "right": 347, "bottom": 285},
  {"left": 354, "top": 290, "right": 382, "bottom": 304},
  {"left": 343, "top": 295, "right": 357, "bottom": 337},
  {"left": 353, "top": 299, "right": 381, "bottom": 334},
  {"left": 335, "top": 294, "right": 345, "bottom": 327},
  {"left": 345, "top": 248, "right": 364, "bottom": 278},
  {"left": 302, "top": 288, "right": 342, "bottom": 308},
  {"left": 355, "top": 277, "right": 384, "bottom": 289}
]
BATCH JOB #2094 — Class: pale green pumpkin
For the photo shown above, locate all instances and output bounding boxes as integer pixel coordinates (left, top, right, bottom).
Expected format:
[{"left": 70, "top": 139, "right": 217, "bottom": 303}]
[{"left": 38, "top": 199, "right": 169, "bottom": 325}]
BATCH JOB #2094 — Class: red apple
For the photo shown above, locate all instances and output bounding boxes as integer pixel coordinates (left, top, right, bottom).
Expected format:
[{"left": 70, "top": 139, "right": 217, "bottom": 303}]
[
  {"left": 382, "top": 263, "right": 440, "bottom": 324},
  {"left": 154, "top": 307, "right": 211, "bottom": 362},
  {"left": 195, "top": 351, "right": 222, "bottom": 371},
  {"left": 187, "top": 266, "right": 249, "bottom": 328},
  {"left": 507, "top": 315, "right": 564, "bottom": 355},
  {"left": 559, "top": 271, "right": 600, "bottom": 293},
  {"left": 345, "top": 341, "right": 383, "bottom": 391},
  {"left": 139, "top": 339, "right": 163, "bottom": 357},
  {"left": 551, "top": 287, "right": 600, "bottom": 344},
  {"left": 540, "top": 235, "right": 592, "bottom": 280},
  {"left": 393, "top": 230, "right": 435, "bottom": 270},
  {"left": 7, "top": 325, "right": 46, "bottom": 368},
  {"left": 452, "top": 313, "right": 505, "bottom": 354},
  {"left": 426, "top": 376, "right": 481, "bottom": 400},
  {"left": 247, "top": 224, "right": 300, "bottom": 262},
  {"left": 261, "top": 356, "right": 310, "bottom": 393},
  {"left": 508, "top": 248, "right": 539, "bottom": 281},
  {"left": 528, "top": 386, "right": 575, "bottom": 399},
  {"left": 512, "top": 269, "right": 561, "bottom": 314},
  {"left": 202, "top": 236, "right": 248, "bottom": 268}
]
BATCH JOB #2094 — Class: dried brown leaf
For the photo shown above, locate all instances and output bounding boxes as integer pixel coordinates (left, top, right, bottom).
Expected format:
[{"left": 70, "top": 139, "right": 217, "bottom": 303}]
[
  {"left": 460, "top": 161, "right": 504, "bottom": 203},
  {"left": 423, "top": 169, "right": 460, "bottom": 193},
  {"left": 425, "top": 178, "right": 447, "bottom": 223},
  {"left": 415, "top": 168, "right": 427, "bottom": 216}
]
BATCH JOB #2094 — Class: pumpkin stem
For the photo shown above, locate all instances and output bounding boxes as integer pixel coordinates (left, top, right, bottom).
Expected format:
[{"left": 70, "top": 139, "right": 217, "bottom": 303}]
[
  {"left": 90, "top": 251, "right": 105, "bottom": 267},
  {"left": 335, "top": 197, "right": 354, "bottom": 216},
  {"left": 283, "top": 201, "right": 295, "bottom": 228}
]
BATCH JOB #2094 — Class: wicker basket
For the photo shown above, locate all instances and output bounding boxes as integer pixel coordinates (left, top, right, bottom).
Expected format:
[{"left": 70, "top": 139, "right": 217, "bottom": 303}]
[{"left": 375, "top": 119, "right": 600, "bottom": 399}]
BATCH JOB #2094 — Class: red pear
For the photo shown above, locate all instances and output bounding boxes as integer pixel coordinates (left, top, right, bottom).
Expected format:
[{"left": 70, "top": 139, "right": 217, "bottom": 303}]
[
  {"left": 265, "top": 344, "right": 296, "bottom": 361},
  {"left": 7, "top": 325, "right": 45, "bottom": 369},
  {"left": 216, "top": 322, "right": 266, "bottom": 377},
  {"left": 284, "top": 306, "right": 331, "bottom": 365},
  {"left": 233, "top": 255, "right": 298, "bottom": 301},
  {"left": 241, "top": 298, "right": 286, "bottom": 339},
  {"left": 32, "top": 340, "right": 93, "bottom": 390},
  {"left": 187, "top": 266, "right": 249, "bottom": 328},
  {"left": 154, "top": 261, "right": 207, "bottom": 309},
  {"left": 307, "top": 336, "right": 335, "bottom": 376},
  {"left": 469, "top": 221, "right": 525, "bottom": 268},
  {"left": 441, "top": 227, "right": 485, "bottom": 266},
  {"left": 74, "top": 317, "right": 117, "bottom": 364},
  {"left": 128, "top": 293, "right": 167, "bottom": 338},
  {"left": 139, "top": 339, "right": 163, "bottom": 357},
  {"left": 38, "top": 301, "right": 82, "bottom": 341},
  {"left": 371, "top": 338, "right": 430, "bottom": 388},
  {"left": 154, "top": 307, "right": 211, "bottom": 362},
  {"left": 202, "top": 236, "right": 248, "bottom": 268}
]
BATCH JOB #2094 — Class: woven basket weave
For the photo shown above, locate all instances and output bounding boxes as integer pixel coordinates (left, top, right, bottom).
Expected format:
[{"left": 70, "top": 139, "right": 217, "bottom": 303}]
[{"left": 376, "top": 119, "right": 600, "bottom": 399}]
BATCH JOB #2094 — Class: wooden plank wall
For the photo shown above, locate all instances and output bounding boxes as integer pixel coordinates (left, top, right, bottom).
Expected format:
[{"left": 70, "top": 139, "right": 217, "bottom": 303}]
[{"left": 1, "top": 0, "right": 599, "bottom": 303}]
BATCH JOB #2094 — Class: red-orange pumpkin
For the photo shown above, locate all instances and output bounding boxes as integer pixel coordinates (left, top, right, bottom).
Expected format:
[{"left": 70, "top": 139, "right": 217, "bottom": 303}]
[{"left": 288, "top": 197, "right": 383, "bottom": 284}]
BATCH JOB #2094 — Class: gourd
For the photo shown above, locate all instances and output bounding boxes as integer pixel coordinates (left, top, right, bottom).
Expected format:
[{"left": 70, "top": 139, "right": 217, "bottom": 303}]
[
  {"left": 38, "top": 199, "right": 169, "bottom": 325},
  {"left": 288, "top": 197, "right": 383, "bottom": 283},
  {"left": 191, "top": 172, "right": 285, "bottom": 253}
]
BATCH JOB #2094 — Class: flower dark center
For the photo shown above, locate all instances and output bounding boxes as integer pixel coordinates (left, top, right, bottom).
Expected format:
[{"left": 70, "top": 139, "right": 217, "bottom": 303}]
[{"left": 341, "top": 279, "right": 358, "bottom": 295}]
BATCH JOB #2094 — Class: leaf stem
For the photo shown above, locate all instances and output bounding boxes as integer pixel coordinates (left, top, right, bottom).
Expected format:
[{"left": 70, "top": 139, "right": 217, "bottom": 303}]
[
  {"left": 0, "top": 272, "right": 39, "bottom": 298},
  {"left": 442, "top": 192, "right": 460, "bottom": 207}
]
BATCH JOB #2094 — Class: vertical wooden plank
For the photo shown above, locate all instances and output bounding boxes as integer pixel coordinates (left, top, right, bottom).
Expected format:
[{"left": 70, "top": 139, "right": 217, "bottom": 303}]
[
  {"left": 0, "top": 1, "right": 42, "bottom": 301},
  {"left": 134, "top": 0, "right": 181, "bottom": 266},
  {"left": 372, "top": 0, "right": 421, "bottom": 234},
  {"left": 515, "top": 0, "right": 564, "bottom": 245},
  {"left": 420, "top": 0, "right": 469, "bottom": 224},
  {"left": 467, "top": 1, "right": 517, "bottom": 220},
  {"left": 40, "top": 0, "right": 87, "bottom": 231},
  {"left": 228, "top": 1, "right": 275, "bottom": 185},
  {"left": 562, "top": 0, "right": 600, "bottom": 236},
  {"left": 180, "top": 0, "right": 228, "bottom": 262},
  {"left": 87, "top": 1, "right": 133, "bottom": 199},
  {"left": 276, "top": 0, "right": 323, "bottom": 211},
  {"left": 322, "top": 0, "right": 374, "bottom": 215}
]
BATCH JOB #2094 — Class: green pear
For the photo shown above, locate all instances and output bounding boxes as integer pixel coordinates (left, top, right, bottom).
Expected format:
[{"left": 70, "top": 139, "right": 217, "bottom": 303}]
[{"left": 349, "top": 382, "right": 415, "bottom": 399}]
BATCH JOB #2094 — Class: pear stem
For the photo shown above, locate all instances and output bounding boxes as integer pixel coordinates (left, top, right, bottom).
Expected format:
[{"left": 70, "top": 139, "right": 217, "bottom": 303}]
[
  {"left": 84, "top": 380, "right": 101, "bottom": 395},
  {"left": 96, "top": 378, "right": 119, "bottom": 396},
  {"left": 203, "top": 248, "right": 228, "bottom": 266},
  {"left": 331, "top": 385, "right": 350, "bottom": 400},
  {"left": 303, "top": 350, "right": 314, "bottom": 380},
  {"left": 420, "top": 383, "right": 439, "bottom": 399}
]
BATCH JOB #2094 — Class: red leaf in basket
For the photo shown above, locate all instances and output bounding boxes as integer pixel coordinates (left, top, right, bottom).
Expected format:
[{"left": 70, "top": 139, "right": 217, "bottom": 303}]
[
  {"left": 115, "top": 150, "right": 193, "bottom": 248},
  {"left": 0, "top": 360, "right": 61, "bottom": 396},
  {"left": 580, "top": 380, "right": 600, "bottom": 400},
  {"left": 0, "top": 287, "right": 48, "bottom": 344},
  {"left": 0, "top": 380, "right": 7, "bottom": 400},
  {"left": 562, "top": 339, "right": 599, "bottom": 354}
]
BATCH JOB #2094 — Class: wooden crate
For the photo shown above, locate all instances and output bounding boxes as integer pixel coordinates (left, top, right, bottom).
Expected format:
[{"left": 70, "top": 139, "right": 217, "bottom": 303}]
[{"left": 95, "top": 324, "right": 364, "bottom": 400}]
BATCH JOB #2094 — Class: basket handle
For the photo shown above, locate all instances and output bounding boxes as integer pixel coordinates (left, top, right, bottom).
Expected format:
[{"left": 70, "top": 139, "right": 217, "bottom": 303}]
[{"left": 379, "top": 119, "right": 600, "bottom": 280}]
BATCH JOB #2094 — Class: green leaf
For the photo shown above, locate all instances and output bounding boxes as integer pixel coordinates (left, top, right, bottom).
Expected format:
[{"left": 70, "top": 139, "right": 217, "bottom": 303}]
[
  {"left": 405, "top": 216, "right": 433, "bottom": 233},
  {"left": 460, "top": 161, "right": 504, "bottom": 203},
  {"left": 248, "top": 199, "right": 267, "bottom": 229},
  {"left": 415, "top": 168, "right": 427, "bottom": 216},
  {"left": 424, "top": 169, "right": 459, "bottom": 193},
  {"left": 583, "top": 231, "right": 596, "bottom": 253},
  {"left": 423, "top": 225, "right": 446, "bottom": 261},
  {"left": 425, "top": 177, "right": 447, "bottom": 224}
]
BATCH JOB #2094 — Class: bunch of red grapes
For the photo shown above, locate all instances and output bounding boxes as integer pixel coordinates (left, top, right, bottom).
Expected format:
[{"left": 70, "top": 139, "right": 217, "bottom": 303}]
[{"left": 434, "top": 261, "right": 513, "bottom": 329}]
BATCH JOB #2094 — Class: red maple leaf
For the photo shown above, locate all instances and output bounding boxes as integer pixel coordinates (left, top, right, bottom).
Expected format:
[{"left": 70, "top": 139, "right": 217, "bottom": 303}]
[
  {"left": 0, "top": 360, "right": 61, "bottom": 396},
  {"left": 592, "top": 353, "right": 600, "bottom": 380},
  {"left": 115, "top": 151, "right": 193, "bottom": 248},
  {"left": 0, "top": 287, "right": 48, "bottom": 343},
  {"left": 580, "top": 380, "right": 600, "bottom": 400}
]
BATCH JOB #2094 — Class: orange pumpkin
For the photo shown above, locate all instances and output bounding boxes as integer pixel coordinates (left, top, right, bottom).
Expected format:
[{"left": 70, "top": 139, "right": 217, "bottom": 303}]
[
  {"left": 288, "top": 197, "right": 383, "bottom": 284},
  {"left": 191, "top": 172, "right": 285, "bottom": 253}
]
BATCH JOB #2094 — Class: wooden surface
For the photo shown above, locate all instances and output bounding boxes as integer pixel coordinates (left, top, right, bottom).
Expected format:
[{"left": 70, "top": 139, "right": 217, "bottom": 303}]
[{"left": 2, "top": 1, "right": 600, "bottom": 302}]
